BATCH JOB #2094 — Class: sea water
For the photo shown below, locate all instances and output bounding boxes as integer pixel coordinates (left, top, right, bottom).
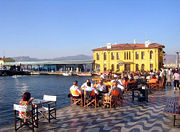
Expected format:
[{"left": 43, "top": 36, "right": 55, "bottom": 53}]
[{"left": 0, "top": 75, "right": 91, "bottom": 127}]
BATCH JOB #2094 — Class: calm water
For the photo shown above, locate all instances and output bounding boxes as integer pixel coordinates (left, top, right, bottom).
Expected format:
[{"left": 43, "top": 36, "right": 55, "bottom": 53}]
[{"left": 0, "top": 75, "right": 91, "bottom": 127}]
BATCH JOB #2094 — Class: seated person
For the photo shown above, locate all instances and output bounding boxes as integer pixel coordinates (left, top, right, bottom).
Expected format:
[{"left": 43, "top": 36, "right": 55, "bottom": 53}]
[
  {"left": 96, "top": 80, "right": 107, "bottom": 93},
  {"left": 123, "top": 77, "right": 129, "bottom": 89},
  {"left": 117, "top": 76, "right": 125, "bottom": 92},
  {"left": 100, "top": 73, "right": 105, "bottom": 79},
  {"left": 81, "top": 79, "right": 93, "bottom": 89},
  {"left": 108, "top": 81, "right": 122, "bottom": 97},
  {"left": 84, "top": 82, "right": 99, "bottom": 96},
  {"left": 149, "top": 75, "right": 158, "bottom": 84},
  {"left": 70, "top": 80, "right": 82, "bottom": 98},
  {"left": 19, "top": 92, "right": 34, "bottom": 122}
]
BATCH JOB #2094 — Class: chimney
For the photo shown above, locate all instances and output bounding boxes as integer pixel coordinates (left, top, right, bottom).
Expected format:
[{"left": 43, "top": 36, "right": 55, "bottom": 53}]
[
  {"left": 145, "top": 40, "right": 151, "bottom": 47},
  {"left": 107, "top": 43, "right": 112, "bottom": 49},
  {"left": 134, "top": 39, "right": 136, "bottom": 44}
]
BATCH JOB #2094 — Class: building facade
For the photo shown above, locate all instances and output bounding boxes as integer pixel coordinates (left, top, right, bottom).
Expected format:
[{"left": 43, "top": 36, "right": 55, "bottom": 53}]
[{"left": 92, "top": 41, "right": 165, "bottom": 73}]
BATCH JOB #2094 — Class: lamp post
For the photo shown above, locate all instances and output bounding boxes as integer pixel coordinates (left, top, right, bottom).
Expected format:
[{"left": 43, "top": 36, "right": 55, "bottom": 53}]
[{"left": 176, "top": 52, "right": 179, "bottom": 68}]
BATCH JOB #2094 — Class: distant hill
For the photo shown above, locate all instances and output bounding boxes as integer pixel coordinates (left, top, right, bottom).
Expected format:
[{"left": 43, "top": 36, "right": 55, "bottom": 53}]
[
  {"left": 11, "top": 54, "right": 177, "bottom": 63},
  {"left": 12, "top": 55, "right": 92, "bottom": 62},
  {"left": 52, "top": 54, "right": 92, "bottom": 61},
  {"left": 12, "top": 56, "right": 42, "bottom": 62}
]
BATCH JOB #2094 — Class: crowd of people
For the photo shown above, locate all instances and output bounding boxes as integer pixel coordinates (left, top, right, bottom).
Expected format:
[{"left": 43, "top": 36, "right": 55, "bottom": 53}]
[{"left": 70, "top": 68, "right": 180, "bottom": 107}]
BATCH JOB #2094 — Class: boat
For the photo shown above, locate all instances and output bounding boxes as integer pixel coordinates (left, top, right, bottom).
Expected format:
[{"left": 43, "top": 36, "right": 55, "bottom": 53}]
[
  {"left": 62, "top": 72, "right": 72, "bottom": 76},
  {"left": 77, "top": 72, "right": 92, "bottom": 77}
]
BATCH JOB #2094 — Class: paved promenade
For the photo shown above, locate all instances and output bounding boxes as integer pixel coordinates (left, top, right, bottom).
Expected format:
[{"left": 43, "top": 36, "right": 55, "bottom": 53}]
[{"left": 1, "top": 87, "right": 180, "bottom": 132}]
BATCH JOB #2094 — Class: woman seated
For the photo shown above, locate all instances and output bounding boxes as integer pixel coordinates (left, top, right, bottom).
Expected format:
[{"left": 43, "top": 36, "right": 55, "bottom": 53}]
[{"left": 19, "top": 92, "right": 34, "bottom": 123}]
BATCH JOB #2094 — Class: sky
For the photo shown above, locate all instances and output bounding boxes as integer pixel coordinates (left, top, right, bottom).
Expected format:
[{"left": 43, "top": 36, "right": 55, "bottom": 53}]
[{"left": 0, "top": 0, "right": 180, "bottom": 58}]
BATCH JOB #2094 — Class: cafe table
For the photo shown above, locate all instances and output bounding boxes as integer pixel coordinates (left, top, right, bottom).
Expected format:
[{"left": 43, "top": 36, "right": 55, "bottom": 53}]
[
  {"left": 32, "top": 99, "right": 52, "bottom": 128},
  {"left": 163, "top": 96, "right": 180, "bottom": 126}
]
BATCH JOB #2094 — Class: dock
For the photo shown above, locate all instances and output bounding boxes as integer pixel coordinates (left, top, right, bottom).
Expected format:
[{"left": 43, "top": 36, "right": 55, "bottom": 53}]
[{"left": 1, "top": 89, "right": 180, "bottom": 132}]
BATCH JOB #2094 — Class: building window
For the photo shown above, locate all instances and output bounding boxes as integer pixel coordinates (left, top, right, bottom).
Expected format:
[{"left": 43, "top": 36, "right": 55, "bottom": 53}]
[
  {"left": 96, "top": 53, "right": 99, "bottom": 60},
  {"left": 127, "top": 52, "right": 129, "bottom": 60},
  {"left": 117, "top": 52, "right": 120, "bottom": 60},
  {"left": 96, "top": 64, "right": 100, "bottom": 72},
  {"left": 136, "top": 64, "right": 139, "bottom": 71},
  {"left": 124, "top": 52, "right": 126, "bottom": 60},
  {"left": 141, "top": 51, "right": 145, "bottom": 59},
  {"left": 150, "top": 51, "right": 153, "bottom": 59},
  {"left": 117, "top": 64, "right": 119, "bottom": 71},
  {"left": 150, "top": 64, "right": 153, "bottom": 70},
  {"left": 141, "top": 64, "right": 145, "bottom": 71},
  {"left": 111, "top": 64, "right": 114, "bottom": 71},
  {"left": 111, "top": 52, "right": 114, "bottom": 60},
  {"left": 129, "top": 51, "right": 131, "bottom": 60},
  {"left": 136, "top": 52, "right": 139, "bottom": 59},
  {"left": 104, "top": 64, "right": 107, "bottom": 72},
  {"left": 104, "top": 52, "right": 107, "bottom": 60}
]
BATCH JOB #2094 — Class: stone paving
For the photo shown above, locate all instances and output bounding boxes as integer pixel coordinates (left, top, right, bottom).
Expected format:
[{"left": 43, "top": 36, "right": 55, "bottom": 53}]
[{"left": 1, "top": 87, "right": 180, "bottom": 132}]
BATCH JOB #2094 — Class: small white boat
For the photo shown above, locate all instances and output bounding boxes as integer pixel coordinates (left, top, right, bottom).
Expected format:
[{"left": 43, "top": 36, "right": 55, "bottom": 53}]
[{"left": 62, "top": 73, "right": 72, "bottom": 76}]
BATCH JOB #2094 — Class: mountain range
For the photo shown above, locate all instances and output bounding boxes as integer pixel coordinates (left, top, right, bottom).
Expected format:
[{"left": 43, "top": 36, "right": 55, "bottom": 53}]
[
  {"left": 11, "top": 54, "right": 177, "bottom": 64},
  {"left": 11, "top": 54, "right": 93, "bottom": 62}
]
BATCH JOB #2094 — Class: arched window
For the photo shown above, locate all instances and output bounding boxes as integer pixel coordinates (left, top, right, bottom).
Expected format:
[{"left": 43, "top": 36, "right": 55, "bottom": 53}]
[
  {"left": 150, "top": 64, "right": 153, "bottom": 70},
  {"left": 124, "top": 52, "right": 126, "bottom": 60},
  {"left": 96, "top": 53, "right": 99, "bottom": 60},
  {"left": 104, "top": 52, "right": 107, "bottom": 60},
  {"left": 104, "top": 64, "right": 107, "bottom": 72},
  {"left": 136, "top": 64, "right": 139, "bottom": 71},
  {"left": 141, "top": 51, "right": 145, "bottom": 59},
  {"left": 111, "top": 52, "right": 114, "bottom": 60},
  {"left": 117, "top": 64, "right": 120, "bottom": 71},
  {"left": 127, "top": 52, "right": 129, "bottom": 60},
  {"left": 150, "top": 51, "right": 153, "bottom": 59},
  {"left": 129, "top": 51, "right": 131, "bottom": 60},
  {"left": 117, "top": 52, "right": 120, "bottom": 60},
  {"left": 111, "top": 64, "right": 114, "bottom": 71},
  {"left": 96, "top": 64, "right": 100, "bottom": 72},
  {"left": 135, "top": 52, "right": 139, "bottom": 59},
  {"left": 141, "top": 64, "right": 145, "bottom": 71}
]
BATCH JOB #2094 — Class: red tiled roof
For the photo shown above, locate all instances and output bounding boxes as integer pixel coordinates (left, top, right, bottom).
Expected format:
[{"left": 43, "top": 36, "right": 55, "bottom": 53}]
[{"left": 92, "top": 43, "right": 165, "bottom": 51}]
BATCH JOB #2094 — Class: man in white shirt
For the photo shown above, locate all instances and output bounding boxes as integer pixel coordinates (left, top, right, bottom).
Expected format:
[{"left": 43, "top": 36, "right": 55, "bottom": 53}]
[
  {"left": 70, "top": 80, "right": 82, "bottom": 98},
  {"left": 96, "top": 80, "right": 107, "bottom": 93},
  {"left": 81, "top": 79, "right": 93, "bottom": 89},
  {"left": 84, "top": 82, "right": 98, "bottom": 95}
]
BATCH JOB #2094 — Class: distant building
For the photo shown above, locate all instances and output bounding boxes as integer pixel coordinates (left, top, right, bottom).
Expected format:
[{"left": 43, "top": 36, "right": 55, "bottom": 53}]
[
  {"left": 92, "top": 41, "right": 165, "bottom": 73},
  {"left": 0, "top": 57, "right": 15, "bottom": 69}
]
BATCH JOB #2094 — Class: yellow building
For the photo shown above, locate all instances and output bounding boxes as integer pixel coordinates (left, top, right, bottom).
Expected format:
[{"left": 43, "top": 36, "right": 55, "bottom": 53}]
[
  {"left": 0, "top": 59, "right": 5, "bottom": 69},
  {"left": 92, "top": 41, "right": 165, "bottom": 73}
]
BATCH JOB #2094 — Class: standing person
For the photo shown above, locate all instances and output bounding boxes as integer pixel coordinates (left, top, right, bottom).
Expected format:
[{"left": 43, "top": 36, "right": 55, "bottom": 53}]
[
  {"left": 19, "top": 92, "right": 34, "bottom": 123},
  {"left": 70, "top": 80, "right": 82, "bottom": 98},
  {"left": 166, "top": 68, "right": 172, "bottom": 86},
  {"left": 163, "top": 70, "right": 167, "bottom": 88},
  {"left": 173, "top": 70, "right": 180, "bottom": 91}
]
